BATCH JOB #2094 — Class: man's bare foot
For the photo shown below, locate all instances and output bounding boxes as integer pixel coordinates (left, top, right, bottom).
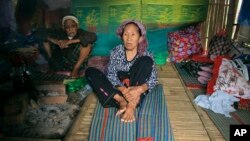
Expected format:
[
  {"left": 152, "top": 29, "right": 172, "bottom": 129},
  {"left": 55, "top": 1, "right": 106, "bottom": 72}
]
[
  {"left": 114, "top": 94, "right": 128, "bottom": 116},
  {"left": 121, "top": 103, "right": 136, "bottom": 122}
]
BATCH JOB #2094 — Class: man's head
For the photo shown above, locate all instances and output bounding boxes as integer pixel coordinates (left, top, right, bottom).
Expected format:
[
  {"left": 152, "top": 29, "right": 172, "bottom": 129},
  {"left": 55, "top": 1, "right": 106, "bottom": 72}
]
[{"left": 62, "top": 15, "right": 79, "bottom": 39}]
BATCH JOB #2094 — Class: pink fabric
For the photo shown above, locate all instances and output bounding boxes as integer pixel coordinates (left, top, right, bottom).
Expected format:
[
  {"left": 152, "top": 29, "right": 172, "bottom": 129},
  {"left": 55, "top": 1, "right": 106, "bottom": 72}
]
[
  {"left": 198, "top": 71, "right": 212, "bottom": 78},
  {"left": 198, "top": 76, "right": 210, "bottom": 84},
  {"left": 200, "top": 66, "right": 213, "bottom": 73}
]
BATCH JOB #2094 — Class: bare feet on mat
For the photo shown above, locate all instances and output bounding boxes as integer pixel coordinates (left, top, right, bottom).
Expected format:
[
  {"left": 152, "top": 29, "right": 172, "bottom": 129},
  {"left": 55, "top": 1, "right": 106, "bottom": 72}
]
[
  {"left": 116, "top": 99, "right": 127, "bottom": 116},
  {"left": 121, "top": 103, "right": 136, "bottom": 122},
  {"left": 114, "top": 94, "right": 128, "bottom": 117}
]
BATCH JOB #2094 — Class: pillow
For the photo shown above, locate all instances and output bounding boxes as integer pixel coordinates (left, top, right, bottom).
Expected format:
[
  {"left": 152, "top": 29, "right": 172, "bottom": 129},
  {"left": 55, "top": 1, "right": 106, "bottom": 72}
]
[{"left": 213, "top": 58, "right": 250, "bottom": 99}]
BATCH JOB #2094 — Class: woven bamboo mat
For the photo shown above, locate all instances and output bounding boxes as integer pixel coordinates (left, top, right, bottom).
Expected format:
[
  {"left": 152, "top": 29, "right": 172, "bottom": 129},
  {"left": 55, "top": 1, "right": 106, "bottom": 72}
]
[
  {"left": 64, "top": 93, "right": 97, "bottom": 141},
  {"left": 169, "top": 62, "right": 226, "bottom": 141},
  {"left": 190, "top": 89, "right": 250, "bottom": 141},
  {"left": 64, "top": 62, "right": 225, "bottom": 141}
]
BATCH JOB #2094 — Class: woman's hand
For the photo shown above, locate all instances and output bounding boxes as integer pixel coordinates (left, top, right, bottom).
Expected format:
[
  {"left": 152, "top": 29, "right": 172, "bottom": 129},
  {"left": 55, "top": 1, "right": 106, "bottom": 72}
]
[
  {"left": 123, "top": 86, "right": 144, "bottom": 105},
  {"left": 117, "top": 86, "right": 140, "bottom": 105},
  {"left": 118, "top": 86, "right": 130, "bottom": 95}
]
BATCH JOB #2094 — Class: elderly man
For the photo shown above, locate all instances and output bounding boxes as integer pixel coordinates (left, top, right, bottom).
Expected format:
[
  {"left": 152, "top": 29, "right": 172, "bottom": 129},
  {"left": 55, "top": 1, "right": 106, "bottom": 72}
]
[{"left": 43, "top": 15, "right": 97, "bottom": 78}]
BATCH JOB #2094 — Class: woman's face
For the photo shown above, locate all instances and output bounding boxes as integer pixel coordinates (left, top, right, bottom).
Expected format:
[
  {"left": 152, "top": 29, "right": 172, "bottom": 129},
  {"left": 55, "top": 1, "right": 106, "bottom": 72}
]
[
  {"left": 64, "top": 19, "right": 78, "bottom": 38},
  {"left": 122, "top": 23, "right": 141, "bottom": 51}
]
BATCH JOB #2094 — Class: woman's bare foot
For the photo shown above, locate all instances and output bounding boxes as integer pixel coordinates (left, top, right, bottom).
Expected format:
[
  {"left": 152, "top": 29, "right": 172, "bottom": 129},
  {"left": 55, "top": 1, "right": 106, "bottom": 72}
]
[
  {"left": 114, "top": 94, "right": 128, "bottom": 116},
  {"left": 116, "top": 99, "right": 127, "bottom": 116},
  {"left": 121, "top": 103, "right": 136, "bottom": 122}
]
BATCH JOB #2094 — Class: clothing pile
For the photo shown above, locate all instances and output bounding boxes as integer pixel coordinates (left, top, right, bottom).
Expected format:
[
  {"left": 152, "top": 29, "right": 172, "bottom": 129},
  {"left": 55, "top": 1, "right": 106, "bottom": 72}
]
[
  {"left": 183, "top": 55, "right": 214, "bottom": 84},
  {"left": 194, "top": 90, "right": 240, "bottom": 117},
  {"left": 181, "top": 30, "right": 250, "bottom": 112},
  {"left": 207, "top": 57, "right": 250, "bottom": 111},
  {"left": 206, "top": 32, "right": 250, "bottom": 110}
]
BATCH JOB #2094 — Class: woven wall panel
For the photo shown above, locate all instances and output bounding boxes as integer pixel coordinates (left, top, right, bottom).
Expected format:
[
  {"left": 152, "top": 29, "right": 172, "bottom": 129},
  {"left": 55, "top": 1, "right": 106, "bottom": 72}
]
[{"left": 71, "top": 0, "right": 208, "bottom": 56}]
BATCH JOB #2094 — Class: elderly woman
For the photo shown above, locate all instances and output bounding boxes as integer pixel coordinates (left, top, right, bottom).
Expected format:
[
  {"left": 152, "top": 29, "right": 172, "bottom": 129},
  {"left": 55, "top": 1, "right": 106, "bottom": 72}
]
[
  {"left": 85, "top": 20, "right": 158, "bottom": 122},
  {"left": 44, "top": 15, "right": 97, "bottom": 78}
]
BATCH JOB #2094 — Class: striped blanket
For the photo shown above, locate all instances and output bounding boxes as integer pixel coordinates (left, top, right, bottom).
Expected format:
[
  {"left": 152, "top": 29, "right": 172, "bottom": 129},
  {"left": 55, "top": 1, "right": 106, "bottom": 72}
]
[{"left": 88, "top": 84, "right": 174, "bottom": 141}]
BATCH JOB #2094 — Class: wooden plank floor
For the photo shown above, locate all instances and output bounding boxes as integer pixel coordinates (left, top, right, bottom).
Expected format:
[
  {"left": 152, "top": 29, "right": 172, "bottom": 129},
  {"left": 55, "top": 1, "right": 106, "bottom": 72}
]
[{"left": 64, "top": 62, "right": 226, "bottom": 141}]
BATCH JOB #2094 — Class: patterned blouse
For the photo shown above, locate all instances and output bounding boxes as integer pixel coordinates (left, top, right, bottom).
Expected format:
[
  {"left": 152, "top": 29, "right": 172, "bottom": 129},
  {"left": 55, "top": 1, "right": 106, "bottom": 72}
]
[{"left": 106, "top": 44, "right": 158, "bottom": 91}]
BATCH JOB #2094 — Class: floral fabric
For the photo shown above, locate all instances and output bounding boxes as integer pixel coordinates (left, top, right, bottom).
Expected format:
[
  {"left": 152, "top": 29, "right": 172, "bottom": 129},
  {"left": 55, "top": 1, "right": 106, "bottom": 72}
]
[{"left": 214, "top": 58, "right": 250, "bottom": 99}]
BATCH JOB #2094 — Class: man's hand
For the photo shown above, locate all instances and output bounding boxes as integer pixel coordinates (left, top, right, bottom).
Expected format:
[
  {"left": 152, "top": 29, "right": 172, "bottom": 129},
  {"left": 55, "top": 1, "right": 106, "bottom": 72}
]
[
  {"left": 71, "top": 68, "right": 79, "bottom": 78},
  {"left": 58, "top": 40, "right": 70, "bottom": 48},
  {"left": 58, "top": 39, "right": 81, "bottom": 48}
]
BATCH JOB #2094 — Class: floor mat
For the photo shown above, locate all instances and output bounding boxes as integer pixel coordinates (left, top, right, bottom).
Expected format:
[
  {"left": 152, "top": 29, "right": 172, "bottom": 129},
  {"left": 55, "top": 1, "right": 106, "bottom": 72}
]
[
  {"left": 191, "top": 89, "right": 250, "bottom": 141},
  {"left": 173, "top": 62, "right": 206, "bottom": 88},
  {"left": 88, "top": 85, "right": 174, "bottom": 141}
]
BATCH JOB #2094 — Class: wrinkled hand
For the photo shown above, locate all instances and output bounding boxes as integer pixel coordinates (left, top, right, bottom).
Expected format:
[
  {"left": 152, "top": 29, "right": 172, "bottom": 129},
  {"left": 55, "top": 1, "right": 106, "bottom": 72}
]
[
  {"left": 58, "top": 40, "right": 70, "bottom": 48},
  {"left": 70, "top": 69, "right": 79, "bottom": 78},
  {"left": 123, "top": 86, "right": 143, "bottom": 105},
  {"left": 120, "top": 87, "right": 130, "bottom": 95}
]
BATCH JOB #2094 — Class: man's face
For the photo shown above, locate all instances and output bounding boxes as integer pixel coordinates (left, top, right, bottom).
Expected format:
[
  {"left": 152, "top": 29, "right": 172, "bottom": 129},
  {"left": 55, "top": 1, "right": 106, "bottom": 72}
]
[{"left": 64, "top": 19, "right": 78, "bottom": 38}]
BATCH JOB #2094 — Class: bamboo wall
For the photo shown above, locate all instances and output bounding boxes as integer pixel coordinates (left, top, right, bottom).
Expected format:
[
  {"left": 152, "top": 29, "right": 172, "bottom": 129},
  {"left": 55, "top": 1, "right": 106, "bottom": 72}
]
[{"left": 200, "top": 0, "right": 239, "bottom": 53}]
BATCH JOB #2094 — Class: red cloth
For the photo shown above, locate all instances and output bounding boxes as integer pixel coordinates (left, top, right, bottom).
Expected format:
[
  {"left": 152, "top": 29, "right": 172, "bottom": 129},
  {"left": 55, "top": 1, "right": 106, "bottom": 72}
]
[
  {"left": 206, "top": 56, "right": 230, "bottom": 95},
  {"left": 191, "top": 54, "right": 213, "bottom": 63},
  {"left": 236, "top": 97, "right": 250, "bottom": 111},
  {"left": 137, "top": 137, "right": 154, "bottom": 141}
]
